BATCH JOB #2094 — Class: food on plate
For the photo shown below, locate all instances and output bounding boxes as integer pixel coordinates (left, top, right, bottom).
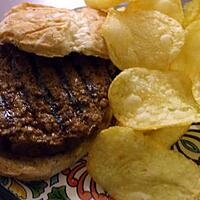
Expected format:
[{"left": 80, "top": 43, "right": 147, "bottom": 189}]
[
  {"left": 102, "top": 9, "right": 185, "bottom": 70},
  {"left": 0, "top": 3, "right": 116, "bottom": 181},
  {"left": 127, "top": 0, "right": 184, "bottom": 24},
  {"left": 145, "top": 126, "right": 189, "bottom": 149},
  {"left": 170, "top": 20, "right": 200, "bottom": 106},
  {"left": 0, "top": 2, "right": 108, "bottom": 58},
  {"left": 88, "top": 126, "right": 200, "bottom": 200},
  {"left": 108, "top": 68, "right": 200, "bottom": 130},
  {"left": 184, "top": 0, "right": 200, "bottom": 27}
]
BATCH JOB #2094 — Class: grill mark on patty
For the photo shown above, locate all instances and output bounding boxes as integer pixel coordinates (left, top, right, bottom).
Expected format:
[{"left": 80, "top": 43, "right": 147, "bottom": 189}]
[
  {"left": 0, "top": 95, "right": 14, "bottom": 124},
  {"left": 90, "top": 57, "right": 112, "bottom": 86},
  {"left": 61, "top": 57, "right": 104, "bottom": 133},
  {"left": 72, "top": 55, "right": 110, "bottom": 112},
  {"left": 30, "top": 57, "right": 66, "bottom": 131},
  {"left": 70, "top": 55, "right": 105, "bottom": 134},
  {"left": 72, "top": 56, "right": 98, "bottom": 98},
  {"left": 54, "top": 58, "right": 91, "bottom": 135},
  {"left": 54, "top": 59, "right": 85, "bottom": 112},
  {"left": 9, "top": 54, "right": 51, "bottom": 135},
  {"left": 51, "top": 58, "right": 92, "bottom": 139},
  {"left": 90, "top": 57, "right": 111, "bottom": 93},
  {"left": 0, "top": 53, "right": 28, "bottom": 129},
  {"left": 10, "top": 56, "right": 34, "bottom": 114}
]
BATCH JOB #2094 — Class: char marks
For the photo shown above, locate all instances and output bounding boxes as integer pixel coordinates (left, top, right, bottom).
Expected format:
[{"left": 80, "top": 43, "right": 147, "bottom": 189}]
[
  {"left": 54, "top": 59, "right": 85, "bottom": 112},
  {"left": 31, "top": 57, "right": 66, "bottom": 131},
  {"left": 72, "top": 55, "right": 98, "bottom": 98},
  {"left": 11, "top": 55, "right": 34, "bottom": 114},
  {"left": 0, "top": 95, "right": 13, "bottom": 124},
  {"left": 0, "top": 44, "right": 115, "bottom": 157},
  {"left": 56, "top": 57, "right": 100, "bottom": 137}
]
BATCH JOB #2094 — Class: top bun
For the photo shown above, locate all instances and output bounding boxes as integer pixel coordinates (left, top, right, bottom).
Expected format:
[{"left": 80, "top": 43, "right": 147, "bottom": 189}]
[{"left": 0, "top": 3, "right": 108, "bottom": 58}]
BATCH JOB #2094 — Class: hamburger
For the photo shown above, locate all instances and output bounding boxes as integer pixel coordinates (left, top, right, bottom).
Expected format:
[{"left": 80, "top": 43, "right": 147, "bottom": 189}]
[{"left": 0, "top": 3, "right": 116, "bottom": 181}]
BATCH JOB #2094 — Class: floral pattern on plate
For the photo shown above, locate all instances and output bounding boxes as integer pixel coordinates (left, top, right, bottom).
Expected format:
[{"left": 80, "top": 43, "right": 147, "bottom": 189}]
[{"left": 0, "top": 123, "right": 199, "bottom": 200}]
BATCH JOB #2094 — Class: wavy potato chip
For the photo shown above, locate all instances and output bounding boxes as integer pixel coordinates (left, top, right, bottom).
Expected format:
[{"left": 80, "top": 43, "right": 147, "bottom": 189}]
[
  {"left": 145, "top": 126, "right": 189, "bottom": 149},
  {"left": 102, "top": 10, "right": 185, "bottom": 70},
  {"left": 127, "top": 0, "right": 184, "bottom": 24},
  {"left": 88, "top": 126, "right": 200, "bottom": 200},
  {"left": 170, "top": 20, "right": 200, "bottom": 106},
  {"left": 84, "top": 0, "right": 125, "bottom": 9},
  {"left": 108, "top": 68, "right": 200, "bottom": 130},
  {"left": 117, "top": 122, "right": 188, "bottom": 148},
  {"left": 171, "top": 20, "right": 200, "bottom": 77},
  {"left": 184, "top": 0, "right": 200, "bottom": 27}
]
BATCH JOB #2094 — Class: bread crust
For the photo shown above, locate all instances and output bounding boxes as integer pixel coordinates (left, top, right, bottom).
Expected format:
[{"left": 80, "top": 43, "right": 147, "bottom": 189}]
[
  {"left": 0, "top": 141, "right": 89, "bottom": 181},
  {"left": 0, "top": 3, "right": 108, "bottom": 58}
]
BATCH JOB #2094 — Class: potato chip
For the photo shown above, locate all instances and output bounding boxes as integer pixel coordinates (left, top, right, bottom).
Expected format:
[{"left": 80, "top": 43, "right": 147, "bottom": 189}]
[
  {"left": 88, "top": 126, "right": 200, "bottom": 200},
  {"left": 102, "top": 10, "right": 185, "bottom": 70},
  {"left": 84, "top": 0, "right": 125, "bottom": 9},
  {"left": 127, "top": 0, "right": 184, "bottom": 24},
  {"left": 184, "top": 0, "right": 200, "bottom": 27},
  {"left": 108, "top": 68, "right": 200, "bottom": 130},
  {"left": 117, "top": 121, "right": 188, "bottom": 148},
  {"left": 145, "top": 126, "right": 189, "bottom": 149},
  {"left": 170, "top": 20, "right": 200, "bottom": 106},
  {"left": 192, "top": 74, "right": 200, "bottom": 106},
  {"left": 171, "top": 20, "right": 200, "bottom": 77}
]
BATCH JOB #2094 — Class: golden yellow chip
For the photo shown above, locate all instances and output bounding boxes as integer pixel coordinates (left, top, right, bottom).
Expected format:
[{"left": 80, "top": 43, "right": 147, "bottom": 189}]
[
  {"left": 184, "top": 0, "right": 200, "bottom": 27},
  {"left": 84, "top": 0, "right": 124, "bottom": 9},
  {"left": 192, "top": 74, "right": 200, "bottom": 106},
  {"left": 102, "top": 10, "right": 185, "bottom": 70},
  {"left": 145, "top": 126, "right": 189, "bottom": 149},
  {"left": 171, "top": 20, "right": 200, "bottom": 77},
  {"left": 88, "top": 126, "right": 200, "bottom": 200},
  {"left": 170, "top": 20, "right": 200, "bottom": 106},
  {"left": 108, "top": 68, "right": 200, "bottom": 130},
  {"left": 127, "top": 0, "right": 184, "bottom": 24}
]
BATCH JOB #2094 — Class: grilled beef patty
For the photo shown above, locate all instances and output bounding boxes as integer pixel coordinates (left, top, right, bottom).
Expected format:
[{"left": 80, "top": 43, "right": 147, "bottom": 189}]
[{"left": 0, "top": 44, "right": 117, "bottom": 157}]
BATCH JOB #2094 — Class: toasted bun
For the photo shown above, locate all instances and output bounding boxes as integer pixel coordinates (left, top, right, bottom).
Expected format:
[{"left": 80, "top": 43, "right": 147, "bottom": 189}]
[
  {"left": 0, "top": 3, "right": 108, "bottom": 58},
  {"left": 0, "top": 141, "right": 89, "bottom": 181}
]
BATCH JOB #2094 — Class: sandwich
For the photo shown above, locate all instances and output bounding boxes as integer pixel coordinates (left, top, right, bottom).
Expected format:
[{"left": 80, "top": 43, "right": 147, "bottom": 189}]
[{"left": 0, "top": 2, "right": 116, "bottom": 181}]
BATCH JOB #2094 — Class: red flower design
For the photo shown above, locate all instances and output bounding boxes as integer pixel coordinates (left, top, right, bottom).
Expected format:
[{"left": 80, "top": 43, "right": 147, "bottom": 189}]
[{"left": 62, "top": 157, "right": 113, "bottom": 200}]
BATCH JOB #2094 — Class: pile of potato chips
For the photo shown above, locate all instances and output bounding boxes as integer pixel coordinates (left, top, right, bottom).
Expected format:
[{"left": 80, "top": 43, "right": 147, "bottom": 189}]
[{"left": 85, "top": 0, "right": 200, "bottom": 199}]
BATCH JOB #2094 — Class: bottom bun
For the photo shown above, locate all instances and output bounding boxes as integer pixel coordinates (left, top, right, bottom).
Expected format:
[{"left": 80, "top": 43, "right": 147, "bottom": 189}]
[{"left": 0, "top": 141, "right": 89, "bottom": 181}]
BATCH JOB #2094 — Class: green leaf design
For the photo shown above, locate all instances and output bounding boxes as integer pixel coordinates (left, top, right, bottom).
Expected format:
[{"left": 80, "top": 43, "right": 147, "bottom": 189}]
[
  {"left": 24, "top": 181, "right": 48, "bottom": 198},
  {"left": 48, "top": 186, "right": 70, "bottom": 200},
  {"left": 181, "top": 139, "right": 199, "bottom": 153},
  {"left": 0, "top": 176, "right": 9, "bottom": 186},
  {"left": 50, "top": 174, "right": 59, "bottom": 186}
]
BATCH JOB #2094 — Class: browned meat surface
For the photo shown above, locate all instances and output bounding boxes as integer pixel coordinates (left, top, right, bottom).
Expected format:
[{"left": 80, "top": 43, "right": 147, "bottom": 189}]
[{"left": 0, "top": 44, "right": 117, "bottom": 157}]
